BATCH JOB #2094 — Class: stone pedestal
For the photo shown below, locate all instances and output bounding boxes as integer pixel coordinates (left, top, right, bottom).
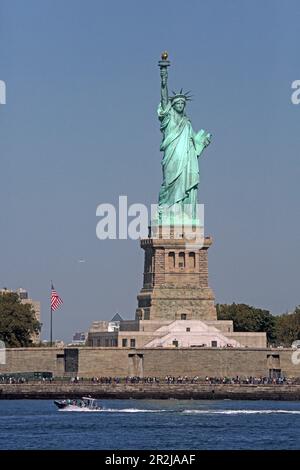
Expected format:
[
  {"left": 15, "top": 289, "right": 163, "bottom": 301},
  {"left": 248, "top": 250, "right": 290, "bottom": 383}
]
[{"left": 135, "top": 225, "right": 217, "bottom": 322}]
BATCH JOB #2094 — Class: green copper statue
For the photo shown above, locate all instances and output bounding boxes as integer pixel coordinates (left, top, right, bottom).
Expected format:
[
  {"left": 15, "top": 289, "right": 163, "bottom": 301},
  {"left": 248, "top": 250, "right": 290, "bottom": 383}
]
[{"left": 157, "top": 52, "right": 211, "bottom": 225}]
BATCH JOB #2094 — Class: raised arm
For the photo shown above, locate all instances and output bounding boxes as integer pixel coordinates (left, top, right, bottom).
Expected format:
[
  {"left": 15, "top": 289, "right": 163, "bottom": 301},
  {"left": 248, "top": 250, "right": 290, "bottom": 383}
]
[
  {"left": 160, "top": 67, "right": 169, "bottom": 109},
  {"left": 158, "top": 52, "right": 170, "bottom": 110}
]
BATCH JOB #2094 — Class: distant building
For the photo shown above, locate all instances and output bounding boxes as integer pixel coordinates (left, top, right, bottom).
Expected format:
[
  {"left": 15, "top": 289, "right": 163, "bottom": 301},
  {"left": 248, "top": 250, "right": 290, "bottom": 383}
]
[
  {"left": 87, "top": 313, "right": 124, "bottom": 347},
  {"left": 0, "top": 287, "right": 41, "bottom": 343},
  {"left": 41, "top": 340, "right": 64, "bottom": 348},
  {"left": 71, "top": 332, "right": 87, "bottom": 345},
  {"left": 108, "top": 313, "right": 123, "bottom": 332}
]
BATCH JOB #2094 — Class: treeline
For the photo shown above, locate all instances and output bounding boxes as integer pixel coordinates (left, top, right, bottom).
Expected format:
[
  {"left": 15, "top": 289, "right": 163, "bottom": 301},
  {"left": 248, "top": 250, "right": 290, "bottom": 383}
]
[
  {"left": 0, "top": 292, "right": 40, "bottom": 347},
  {"left": 217, "top": 303, "right": 300, "bottom": 347}
]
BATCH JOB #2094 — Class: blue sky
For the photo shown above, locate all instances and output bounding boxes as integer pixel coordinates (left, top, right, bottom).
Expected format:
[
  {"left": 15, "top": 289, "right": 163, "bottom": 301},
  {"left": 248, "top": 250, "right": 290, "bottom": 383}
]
[{"left": 0, "top": 0, "right": 299, "bottom": 341}]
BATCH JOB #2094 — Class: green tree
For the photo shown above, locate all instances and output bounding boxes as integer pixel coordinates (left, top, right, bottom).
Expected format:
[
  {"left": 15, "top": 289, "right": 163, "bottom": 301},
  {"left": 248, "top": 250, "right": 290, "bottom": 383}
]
[
  {"left": 275, "top": 306, "right": 300, "bottom": 346},
  {"left": 216, "top": 303, "right": 277, "bottom": 344},
  {"left": 0, "top": 292, "right": 41, "bottom": 347}
]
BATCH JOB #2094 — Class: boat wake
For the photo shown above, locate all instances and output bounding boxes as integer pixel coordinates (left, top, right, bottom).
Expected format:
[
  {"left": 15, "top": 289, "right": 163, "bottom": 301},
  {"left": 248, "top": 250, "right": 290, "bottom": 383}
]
[
  {"left": 59, "top": 407, "right": 300, "bottom": 415},
  {"left": 100, "top": 408, "right": 168, "bottom": 413},
  {"left": 59, "top": 407, "right": 168, "bottom": 413},
  {"left": 183, "top": 409, "right": 300, "bottom": 415},
  {"left": 59, "top": 408, "right": 102, "bottom": 412}
]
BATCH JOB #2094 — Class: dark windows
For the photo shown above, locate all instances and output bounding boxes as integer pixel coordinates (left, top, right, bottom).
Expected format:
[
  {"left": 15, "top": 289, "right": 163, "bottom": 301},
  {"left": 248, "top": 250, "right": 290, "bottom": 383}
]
[
  {"left": 178, "top": 252, "right": 185, "bottom": 268},
  {"left": 189, "top": 252, "right": 195, "bottom": 268},
  {"left": 168, "top": 251, "right": 175, "bottom": 268}
]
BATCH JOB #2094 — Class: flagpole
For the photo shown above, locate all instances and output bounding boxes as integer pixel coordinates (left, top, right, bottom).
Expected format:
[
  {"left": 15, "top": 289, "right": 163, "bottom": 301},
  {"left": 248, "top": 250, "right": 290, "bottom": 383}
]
[
  {"left": 50, "top": 306, "right": 53, "bottom": 347},
  {"left": 50, "top": 281, "right": 53, "bottom": 347},
  {"left": 50, "top": 282, "right": 63, "bottom": 347}
]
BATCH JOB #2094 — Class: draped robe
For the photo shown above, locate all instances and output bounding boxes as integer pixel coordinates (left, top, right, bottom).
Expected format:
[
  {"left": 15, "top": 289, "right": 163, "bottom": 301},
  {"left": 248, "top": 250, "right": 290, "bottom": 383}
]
[{"left": 158, "top": 101, "right": 209, "bottom": 212}]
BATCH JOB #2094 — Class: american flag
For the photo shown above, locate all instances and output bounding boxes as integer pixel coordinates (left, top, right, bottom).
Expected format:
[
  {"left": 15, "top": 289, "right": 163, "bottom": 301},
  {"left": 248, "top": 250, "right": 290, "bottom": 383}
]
[{"left": 51, "top": 284, "right": 63, "bottom": 311}]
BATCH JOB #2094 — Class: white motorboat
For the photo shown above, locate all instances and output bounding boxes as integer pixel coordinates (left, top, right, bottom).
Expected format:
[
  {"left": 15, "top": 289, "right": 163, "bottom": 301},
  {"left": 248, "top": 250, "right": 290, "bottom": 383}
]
[{"left": 54, "top": 396, "right": 102, "bottom": 411}]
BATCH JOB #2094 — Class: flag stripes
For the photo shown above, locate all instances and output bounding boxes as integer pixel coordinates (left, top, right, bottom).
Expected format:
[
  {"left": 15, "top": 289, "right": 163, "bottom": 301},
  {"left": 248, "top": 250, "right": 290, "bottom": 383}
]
[{"left": 51, "top": 284, "right": 63, "bottom": 311}]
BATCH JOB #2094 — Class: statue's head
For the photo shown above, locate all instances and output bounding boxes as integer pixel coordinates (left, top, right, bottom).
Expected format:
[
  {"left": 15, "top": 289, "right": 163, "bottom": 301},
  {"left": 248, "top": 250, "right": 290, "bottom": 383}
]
[
  {"left": 170, "top": 89, "right": 192, "bottom": 114},
  {"left": 172, "top": 98, "right": 186, "bottom": 114}
]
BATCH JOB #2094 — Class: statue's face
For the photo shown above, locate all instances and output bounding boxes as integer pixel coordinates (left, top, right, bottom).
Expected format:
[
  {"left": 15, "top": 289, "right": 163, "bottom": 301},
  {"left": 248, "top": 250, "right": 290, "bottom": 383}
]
[{"left": 173, "top": 99, "right": 185, "bottom": 113}]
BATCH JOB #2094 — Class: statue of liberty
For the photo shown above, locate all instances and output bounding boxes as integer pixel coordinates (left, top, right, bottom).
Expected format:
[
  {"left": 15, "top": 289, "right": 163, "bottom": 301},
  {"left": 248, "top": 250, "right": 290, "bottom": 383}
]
[{"left": 157, "top": 52, "right": 211, "bottom": 225}]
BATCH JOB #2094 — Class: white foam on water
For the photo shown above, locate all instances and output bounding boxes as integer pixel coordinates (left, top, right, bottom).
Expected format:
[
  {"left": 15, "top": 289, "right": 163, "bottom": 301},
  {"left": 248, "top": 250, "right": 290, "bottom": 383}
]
[
  {"left": 59, "top": 407, "right": 167, "bottom": 413},
  {"left": 59, "top": 407, "right": 300, "bottom": 415},
  {"left": 183, "top": 409, "right": 300, "bottom": 415},
  {"left": 59, "top": 408, "right": 102, "bottom": 412},
  {"left": 101, "top": 408, "right": 166, "bottom": 413}
]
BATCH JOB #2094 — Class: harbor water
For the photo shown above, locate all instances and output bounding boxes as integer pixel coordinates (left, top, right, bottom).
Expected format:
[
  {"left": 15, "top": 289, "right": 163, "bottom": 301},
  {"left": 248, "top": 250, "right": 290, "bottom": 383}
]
[{"left": 0, "top": 399, "right": 300, "bottom": 449}]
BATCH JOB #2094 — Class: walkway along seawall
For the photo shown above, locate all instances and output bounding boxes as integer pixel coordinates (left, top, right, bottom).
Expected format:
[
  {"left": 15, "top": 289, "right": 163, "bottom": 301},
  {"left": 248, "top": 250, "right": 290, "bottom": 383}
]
[{"left": 2, "top": 383, "right": 300, "bottom": 400}]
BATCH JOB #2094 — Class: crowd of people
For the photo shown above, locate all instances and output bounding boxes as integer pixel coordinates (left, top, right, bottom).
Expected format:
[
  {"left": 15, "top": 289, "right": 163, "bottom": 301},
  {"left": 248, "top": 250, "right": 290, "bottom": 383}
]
[
  {"left": 202, "top": 376, "right": 290, "bottom": 385},
  {"left": 0, "top": 376, "right": 54, "bottom": 384},
  {"left": 80, "top": 375, "right": 294, "bottom": 385},
  {"left": 0, "top": 376, "right": 29, "bottom": 384},
  {"left": 0, "top": 374, "right": 296, "bottom": 385}
]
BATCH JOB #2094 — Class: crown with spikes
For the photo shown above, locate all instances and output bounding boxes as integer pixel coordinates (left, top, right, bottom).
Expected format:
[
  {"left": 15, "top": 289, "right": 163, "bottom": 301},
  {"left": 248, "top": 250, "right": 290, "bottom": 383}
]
[{"left": 170, "top": 88, "right": 193, "bottom": 104}]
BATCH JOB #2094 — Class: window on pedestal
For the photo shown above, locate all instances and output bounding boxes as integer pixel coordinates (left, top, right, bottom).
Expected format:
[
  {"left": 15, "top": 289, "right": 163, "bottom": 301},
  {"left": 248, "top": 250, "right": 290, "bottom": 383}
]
[
  {"left": 122, "top": 338, "right": 128, "bottom": 347},
  {"left": 178, "top": 252, "right": 185, "bottom": 268},
  {"left": 189, "top": 252, "right": 196, "bottom": 269},
  {"left": 130, "top": 338, "right": 136, "bottom": 348},
  {"left": 144, "top": 310, "right": 150, "bottom": 320},
  {"left": 168, "top": 251, "right": 175, "bottom": 269},
  {"left": 146, "top": 251, "right": 153, "bottom": 273},
  {"left": 149, "top": 254, "right": 153, "bottom": 272}
]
